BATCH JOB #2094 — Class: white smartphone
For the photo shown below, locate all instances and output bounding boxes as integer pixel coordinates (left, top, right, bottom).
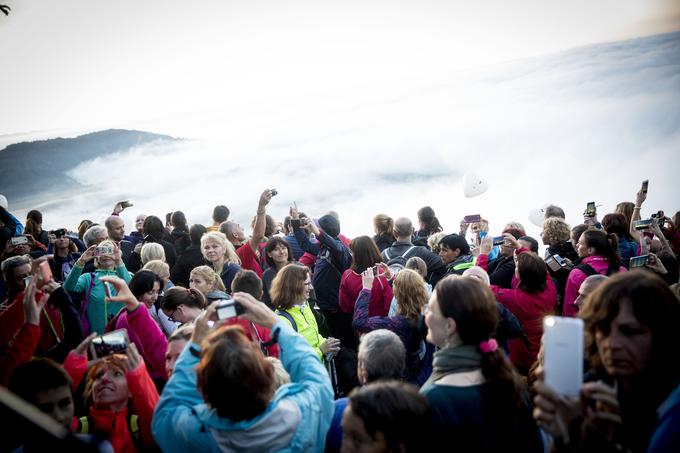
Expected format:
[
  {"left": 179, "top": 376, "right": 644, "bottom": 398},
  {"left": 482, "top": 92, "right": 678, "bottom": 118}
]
[{"left": 543, "top": 316, "right": 584, "bottom": 396}]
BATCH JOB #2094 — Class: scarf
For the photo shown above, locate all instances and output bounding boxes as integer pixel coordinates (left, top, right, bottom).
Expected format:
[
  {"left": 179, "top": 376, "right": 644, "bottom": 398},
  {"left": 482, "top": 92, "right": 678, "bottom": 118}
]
[{"left": 423, "top": 344, "right": 482, "bottom": 387}]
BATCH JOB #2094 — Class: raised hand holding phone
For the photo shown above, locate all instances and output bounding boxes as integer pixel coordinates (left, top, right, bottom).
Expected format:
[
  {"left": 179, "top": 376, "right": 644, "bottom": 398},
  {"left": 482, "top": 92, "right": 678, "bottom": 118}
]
[
  {"left": 99, "top": 275, "right": 138, "bottom": 311},
  {"left": 361, "top": 269, "right": 375, "bottom": 290}
]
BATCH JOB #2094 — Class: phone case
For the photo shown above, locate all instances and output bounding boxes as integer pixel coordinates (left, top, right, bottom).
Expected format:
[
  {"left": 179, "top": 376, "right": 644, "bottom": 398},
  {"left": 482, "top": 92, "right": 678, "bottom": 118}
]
[{"left": 543, "top": 316, "right": 584, "bottom": 396}]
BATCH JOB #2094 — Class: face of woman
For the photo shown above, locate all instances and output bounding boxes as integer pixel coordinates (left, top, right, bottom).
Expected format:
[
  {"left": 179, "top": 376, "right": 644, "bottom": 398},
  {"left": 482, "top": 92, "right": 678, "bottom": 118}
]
[
  {"left": 163, "top": 305, "right": 197, "bottom": 325},
  {"left": 577, "top": 234, "right": 590, "bottom": 258},
  {"left": 140, "top": 281, "right": 161, "bottom": 308},
  {"left": 595, "top": 299, "right": 653, "bottom": 379},
  {"left": 303, "top": 275, "right": 313, "bottom": 301},
  {"left": 189, "top": 273, "right": 213, "bottom": 295},
  {"left": 267, "top": 243, "right": 289, "bottom": 265},
  {"left": 92, "top": 365, "right": 129, "bottom": 409},
  {"left": 135, "top": 215, "right": 146, "bottom": 232},
  {"left": 424, "top": 293, "right": 450, "bottom": 348},
  {"left": 96, "top": 255, "right": 115, "bottom": 269},
  {"left": 438, "top": 244, "right": 459, "bottom": 265},
  {"left": 55, "top": 236, "right": 71, "bottom": 250},
  {"left": 203, "top": 240, "right": 225, "bottom": 264}
]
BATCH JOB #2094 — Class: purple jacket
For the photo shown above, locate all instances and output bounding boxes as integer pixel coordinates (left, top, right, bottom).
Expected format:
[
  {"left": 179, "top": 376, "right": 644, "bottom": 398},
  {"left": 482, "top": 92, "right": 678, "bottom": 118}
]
[
  {"left": 563, "top": 255, "right": 626, "bottom": 317},
  {"left": 115, "top": 303, "right": 168, "bottom": 381}
]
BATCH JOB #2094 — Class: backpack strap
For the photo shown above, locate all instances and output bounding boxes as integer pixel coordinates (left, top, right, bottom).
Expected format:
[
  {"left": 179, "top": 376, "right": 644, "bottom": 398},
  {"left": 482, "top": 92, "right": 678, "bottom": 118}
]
[
  {"left": 402, "top": 246, "right": 417, "bottom": 259},
  {"left": 576, "top": 264, "right": 598, "bottom": 277},
  {"left": 127, "top": 413, "right": 142, "bottom": 449},
  {"left": 277, "top": 310, "right": 298, "bottom": 332},
  {"left": 384, "top": 249, "right": 392, "bottom": 261},
  {"left": 77, "top": 416, "right": 92, "bottom": 434}
]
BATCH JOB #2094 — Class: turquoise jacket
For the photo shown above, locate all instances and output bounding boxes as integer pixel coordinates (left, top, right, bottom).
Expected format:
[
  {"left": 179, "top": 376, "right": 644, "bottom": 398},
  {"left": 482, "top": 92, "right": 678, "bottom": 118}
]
[
  {"left": 152, "top": 320, "right": 334, "bottom": 452},
  {"left": 63, "top": 264, "right": 132, "bottom": 334}
]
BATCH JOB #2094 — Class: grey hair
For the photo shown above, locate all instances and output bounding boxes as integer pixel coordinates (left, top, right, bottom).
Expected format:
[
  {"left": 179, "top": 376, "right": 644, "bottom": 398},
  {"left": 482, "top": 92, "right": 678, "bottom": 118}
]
[
  {"left": 358, "top": 329, "right": 406, "bottom": 382},
  {"left": 83, "top": 225, "right": 108, "bottom": 247},
  {"left": 393, "top": 217, "right": 414, "bottom": 239},
  {"left": 1, "top": 255, "right": 32, "bottom": 282}
]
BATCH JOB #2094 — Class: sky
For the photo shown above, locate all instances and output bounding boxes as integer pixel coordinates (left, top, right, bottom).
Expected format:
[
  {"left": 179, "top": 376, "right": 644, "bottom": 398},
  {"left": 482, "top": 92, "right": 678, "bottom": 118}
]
[{"left": 1, "top": 1, "right": 679, "bottom": 242}]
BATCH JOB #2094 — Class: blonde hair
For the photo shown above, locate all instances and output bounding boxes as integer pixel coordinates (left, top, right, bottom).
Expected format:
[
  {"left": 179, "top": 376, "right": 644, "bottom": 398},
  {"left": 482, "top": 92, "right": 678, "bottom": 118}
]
[
  {"left": 393, "top": 269, "right": 428, "bottom": 324},
  {"left": 405, "top": 256, "right": 427, "bottom": 279},
  {"left": 190, "top": 265, "right": 226, "bottom": 292},
  {"left": 201, "top": 231, "right": 241, "bottom": 265},
  {"left": 373, "top": 214, "right": 394, "bottom": 236},
  {"left": 144, "top": 260, "right": 170, "bottom": 281},
  {"left": 141, "top": 242, "right": 166, "bottom": 265},
  {"left": 427, "top": 232, "right": 446, "bottom": 254},
  {"left": 542, "top": 217, "right": 571, "bottom": 246}
]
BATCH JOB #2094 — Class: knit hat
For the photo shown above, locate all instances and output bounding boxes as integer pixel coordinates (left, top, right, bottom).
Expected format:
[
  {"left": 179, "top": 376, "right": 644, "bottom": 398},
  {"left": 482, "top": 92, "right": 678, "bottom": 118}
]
[{"left": 318, "top": 214, "right": 340, "bottom": 238}]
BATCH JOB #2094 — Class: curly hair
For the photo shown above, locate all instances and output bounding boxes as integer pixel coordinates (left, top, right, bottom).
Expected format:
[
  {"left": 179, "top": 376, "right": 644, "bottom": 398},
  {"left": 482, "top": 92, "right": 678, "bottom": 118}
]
[{"left": 541, "top": 217, "right": 571, "bottom": 246}]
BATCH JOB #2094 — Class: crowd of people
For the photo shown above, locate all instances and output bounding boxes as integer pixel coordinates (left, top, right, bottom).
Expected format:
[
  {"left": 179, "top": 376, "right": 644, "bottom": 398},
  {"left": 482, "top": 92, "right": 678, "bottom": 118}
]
[{"left": 0, "top": 183, "right": 678, "bottom": 453}]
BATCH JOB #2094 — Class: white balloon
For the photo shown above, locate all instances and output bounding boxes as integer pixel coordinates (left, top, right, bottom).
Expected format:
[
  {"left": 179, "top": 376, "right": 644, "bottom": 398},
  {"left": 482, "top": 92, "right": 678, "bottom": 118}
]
[
  {"left": 0, "top": 194, "right": 7, "bottom": 210},
  {"left": 462, "top": 173, "right": 489, "bottom": 198},
  {"left": 528, "top": 207, "right": 546, "bottom": 228}
]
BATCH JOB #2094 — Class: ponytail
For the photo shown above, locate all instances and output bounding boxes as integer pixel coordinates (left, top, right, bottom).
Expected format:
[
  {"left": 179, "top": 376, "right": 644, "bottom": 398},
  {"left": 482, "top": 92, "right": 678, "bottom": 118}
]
[
  {"left": 162, "top": 286, "right": 207, "bottom": 311},
  {"left": 605, "top": 233, "right": 622, "bottom": 275}
]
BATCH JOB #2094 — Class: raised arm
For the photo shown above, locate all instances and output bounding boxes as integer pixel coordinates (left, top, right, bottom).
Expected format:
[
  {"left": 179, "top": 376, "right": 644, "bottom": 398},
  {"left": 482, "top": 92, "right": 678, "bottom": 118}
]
[{"left": 248, "top": 189, "right": 274, "bottom": 253}]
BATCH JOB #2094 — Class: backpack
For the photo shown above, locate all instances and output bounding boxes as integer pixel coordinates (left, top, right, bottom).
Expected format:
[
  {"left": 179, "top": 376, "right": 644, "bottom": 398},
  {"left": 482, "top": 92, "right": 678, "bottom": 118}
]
[
  {"left": 77, "top": 414, "right": 142, "bottom": 450},
  {"left": 383, "top": 245, "right": 417, "bottom": 276}
]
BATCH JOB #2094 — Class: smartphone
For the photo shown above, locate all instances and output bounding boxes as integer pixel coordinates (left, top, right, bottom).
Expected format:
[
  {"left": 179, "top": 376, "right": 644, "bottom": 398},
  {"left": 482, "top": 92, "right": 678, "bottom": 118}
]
[
  {"left": 120, "top": 200, "right": 134, "bottom": 208},
  {"left": 545, "top": 255, "right": 562, "bottom": 273},
  {"left": 633, "top": 219, "right": 653, "bottom": 230},
  {"left": 464, "top": 214, "right": 482, "bottom": 223},
  {"left": 585, "top": 202, "right": 596, "bottom": 217},
  {"left": 543, "top": 316, "right": 584, "bottom": 396},
  {"left": 270, "top": 189, "right": 278, "bottom": 196},
  {"left": 95, "top": 245, "right": 114, "bottom": 256},
  {"left": 10, "top": 236, "right": 28, "bottom": 246},
  {"left": 215, "top": 299, "right": 245, "bottom": 320},
  {"left": 553, "top": 254, "right": 573, "bottom": 270},
  {"left": 103, "top": 281, "right": 114, "bottom": 299},
  {"left": 90, "top": 329, "right": 129, "bottom": 359},
  {"left": 492, "top": 236, "right": 505, "bottom": 246},
  {"left": 38, "top": 261, "right": 52, "bottom": 288},
  {"left": 641, "top": 180, "right": 649, "bottom": 193},
  {"left": 371, "top": 265, "right": 381, "bottom": 277},
  {"left": 629, "top": 254, "right": 650, "bottom": 268},
  {"left": 51, "top": 228, "right": 67, "bottom": 237}
]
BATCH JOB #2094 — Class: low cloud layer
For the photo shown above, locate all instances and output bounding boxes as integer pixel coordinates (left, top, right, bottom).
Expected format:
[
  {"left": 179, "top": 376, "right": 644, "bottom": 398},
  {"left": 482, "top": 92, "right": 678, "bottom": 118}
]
[{"left": 7, "top": 32, "right": 680, "bottom": 242}]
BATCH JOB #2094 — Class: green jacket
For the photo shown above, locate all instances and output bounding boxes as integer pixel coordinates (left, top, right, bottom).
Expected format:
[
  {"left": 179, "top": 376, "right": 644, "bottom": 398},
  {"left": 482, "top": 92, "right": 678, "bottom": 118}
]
[{"left": 277, "top": 304, "right": 325, "bottom": 361}]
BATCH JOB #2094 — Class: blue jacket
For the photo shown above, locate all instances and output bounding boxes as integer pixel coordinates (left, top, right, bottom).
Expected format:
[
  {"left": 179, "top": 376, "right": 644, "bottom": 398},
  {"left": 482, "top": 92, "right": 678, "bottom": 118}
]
[{"left": 152, "top": 320, "right": 334, "bottom": 452}]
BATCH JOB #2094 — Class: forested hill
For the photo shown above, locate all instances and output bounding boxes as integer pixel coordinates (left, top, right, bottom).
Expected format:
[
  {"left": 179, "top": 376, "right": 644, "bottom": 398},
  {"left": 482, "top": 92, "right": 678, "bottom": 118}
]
[{"left": 0, "top": 129, "right": 180, "bottom": 202}]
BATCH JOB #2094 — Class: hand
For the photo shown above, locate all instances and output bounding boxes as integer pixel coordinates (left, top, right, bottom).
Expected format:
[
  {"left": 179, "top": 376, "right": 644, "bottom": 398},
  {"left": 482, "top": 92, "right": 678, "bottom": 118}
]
[
  {"left": 24, "top": 234, "right": 36, "bottom": 246},
  {"left": 639, "top": 236, "right": 652, "bottom": 255},
  {"left": 361, "top": 269, "right": 374, "bottom": 290},
  {"left": 113, "top": 201, "right": 126, "bottom": 214},
  {"left": 635, "top": 186, "right": 647, "bottom": 207},
  {"left": 320, "top": 337, "right": 341, "bottom": 355},
  {"left": 124, "top": 342, "right": 143, "bottom": 372},
  {"left": 191, "top": 303, "right": 217, "bottom": 345},
  {"left": 42, "top": 280, "right": 61, "bottom": 295},
  {"left": 289, "top": 202, "right": 300, "bottom": 220},
  {"left": 664, "top": 217, "right": 675, "bottom": 231},
  {"left": 99, "top": 275, "right": 139, "bottom": 311},
  {"left": 23, "top": 278, "right": 49, "bottom": 326},
  {"left": 532, "top": 369, "right": 581, "bottom": 443},
  {"left": 503, "top": 233, "right": 521, "bottom": 250},
  {"left": 479, "top": 236, "right": 493, "bottom": 255},
  {"left": 232, "top": 291, "right": 280, "bottom": 329},
  {"left": 583, "top": 214, "right": 599, "bottom": 226},
  {"left": 73, "top": 332, "right": 98, "bottom": 357},
  {"left": 133, "top": 242, "right": 143, "bottom": 254},
  {"left": 258, "top": 189, "right": 273, "bottom": 210},
  {"left": 48, "top": 233, "right": 57, "bottom": 245},
  {"left": 645, "top": 253, "right": 668, "bottom": 275},
  {"left": 581, "top": 381, "right": 622, "bottom": 445},
  {"left": 376, "top": 262, "right": 391, "bottom": 280},
  {"left": 649, "top": 217, "right": 664, "bottom": 239},
  {"left": 459, "top": 220, "right": 470, "bottom": 235},
  {"left": 77, "top": 245, "right": 97, "bottom": 266}
]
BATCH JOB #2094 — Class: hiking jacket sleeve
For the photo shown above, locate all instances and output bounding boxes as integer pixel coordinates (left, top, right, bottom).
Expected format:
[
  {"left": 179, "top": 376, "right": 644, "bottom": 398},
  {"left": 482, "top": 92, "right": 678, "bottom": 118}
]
[
  {"left": 0, "top": 322, "right": 40, "bottom": 386},
  {"left": 293, "top": 225, "right": 321, "bottom": 256},
  {"left": 317, "top": 231, "right": 350, "bottom": 269},
  {"left": 125, "top": 303, "right": 168, "bottom": 381},
  {"left": 63, "top": 264, "right": 87, "bottom": 293}
]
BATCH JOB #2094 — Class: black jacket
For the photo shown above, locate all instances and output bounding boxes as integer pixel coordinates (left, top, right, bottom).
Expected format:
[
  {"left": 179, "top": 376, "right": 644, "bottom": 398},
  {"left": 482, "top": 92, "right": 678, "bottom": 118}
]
[
  {"left": 171, "top": 245, "right": 206, "bottom": 287},
  {"left": 488, "top": 255, "right": 515, "bottom": 289}
]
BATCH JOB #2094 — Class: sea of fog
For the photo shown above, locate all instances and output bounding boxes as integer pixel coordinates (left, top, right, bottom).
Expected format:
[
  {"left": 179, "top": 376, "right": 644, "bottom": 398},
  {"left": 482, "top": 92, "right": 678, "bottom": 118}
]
[{"left": 5, "top": 32, "right": 680, "bottom": 245}]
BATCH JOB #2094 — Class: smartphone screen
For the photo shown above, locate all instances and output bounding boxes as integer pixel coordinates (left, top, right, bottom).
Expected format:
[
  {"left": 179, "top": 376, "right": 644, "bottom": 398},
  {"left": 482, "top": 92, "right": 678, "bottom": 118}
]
[
  {"left": 492, "top": 236, "right": 505, "bottom": 246},
  {"left": 633, "top": 219, "right": 653, "bottom": 230},
  {"left": 464, "top": 214, "right": 482, "bottom": 223},
  {"left": 585, "top": 202, "right": 596, "bottom": 217},
  {"left": 103, "top": 282, "right": 113, "bottom": 299},
  {"left": 641, "top": 180, "right": 649, "bottom": 193},
  {"left": 629, "top": 255, "right": 649, "bottom": 268},
  {"left": 38, "top": 261, "right": 52, "bottom": 288},
  {"left": 543, "top": 316, "right": 584, "bottom": 396},
  {"left": 545, "top": 256, "right": 562, "bottom": 273}
]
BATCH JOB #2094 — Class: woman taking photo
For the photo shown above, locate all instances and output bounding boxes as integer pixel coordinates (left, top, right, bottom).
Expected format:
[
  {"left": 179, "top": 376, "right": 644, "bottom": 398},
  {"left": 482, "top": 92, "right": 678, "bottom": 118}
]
[
  {"left": 339, "top": 235, "right": 393, "bottom": 318},
  {"left": 261, "top": 236, "right": 295, "bottom": 308},
  {"left": 563, "top": 229, "right": 626, "bottom": 317},
  {"left": 271, "top": 263, "right": 340, "bottom": 361},
  {"left": 63, "top": 240, "right": 132, "bottom": 334},
  {"left": 533, "top": 271, "right": 680, "bottom": 452},
  {"left": 47, "top": 229, "right": 82, "bottom": 282},
  {"left": 200, "top": 231, "right": 241, "bottom": 294},
  {"left": 421, "top": 275, "right": 542, "bottom": 452},
  {"left": 352, "top": 268, "right": 430, "bottom": 384}
]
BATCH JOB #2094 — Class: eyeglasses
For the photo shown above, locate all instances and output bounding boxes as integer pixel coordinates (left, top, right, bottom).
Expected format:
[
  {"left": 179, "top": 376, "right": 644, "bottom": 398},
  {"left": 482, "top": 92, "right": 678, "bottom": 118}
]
[{"left": 168, "top": 305, "right": 181, "bottom": 323}]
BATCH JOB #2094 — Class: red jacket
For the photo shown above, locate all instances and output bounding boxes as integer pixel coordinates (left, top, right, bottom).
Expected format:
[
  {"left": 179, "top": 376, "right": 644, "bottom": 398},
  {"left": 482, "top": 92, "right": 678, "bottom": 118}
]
[
  {"left": 563, "top": 255, "right": 626, "bottom": 317},
  {"left": 338, "top": 270, "right": 393, "bottom": 317},
  {"left": 64, "top": 351, "right": 159, "bottom": 453},
  {"left": 0, "top": 322, "right": 40, "bottom": 385},
  {"left": 491, "top": 277, "right": 557, "bottom": 374},
  {"left": 0, "top": 291, "right": 63, "bottom": 356}
]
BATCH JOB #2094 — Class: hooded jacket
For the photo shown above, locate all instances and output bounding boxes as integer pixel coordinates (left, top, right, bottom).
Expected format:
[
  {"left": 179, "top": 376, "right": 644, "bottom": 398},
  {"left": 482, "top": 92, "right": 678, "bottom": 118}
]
[{"left": 152, "top": 321, "right": 334, "bottom": 453}]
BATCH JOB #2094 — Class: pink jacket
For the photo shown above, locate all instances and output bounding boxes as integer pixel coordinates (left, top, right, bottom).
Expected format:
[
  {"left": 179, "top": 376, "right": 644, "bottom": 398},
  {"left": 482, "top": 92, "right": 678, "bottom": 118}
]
[
  {"left": 115, "top": 304, "right": 168, "bottom": 382},
  {"left": 339, "top": 270, "right": 393, "bottom": 316},
  {"left": 563, "top": 256, "right": 626, "bottom": 317}
]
